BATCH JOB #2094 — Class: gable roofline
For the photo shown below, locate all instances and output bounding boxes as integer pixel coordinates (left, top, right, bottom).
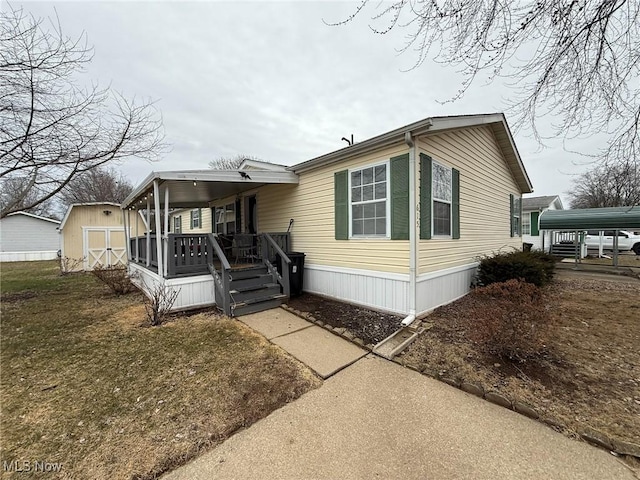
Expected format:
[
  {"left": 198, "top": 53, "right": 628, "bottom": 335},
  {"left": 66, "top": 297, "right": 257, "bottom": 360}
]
[
  {"left": 522, "top": 195, "right": 564, "bottom": 211},
  {"left": 59, "top": 202, "right": 122, "bottom": 230},
  {"left": 6, "top": 211, "right": 60, "bottom": 224},
  {"left": 239, "top": 159, "right": 287, "bottom": 171},
  {"left": 289, "top": 113, "right": 533, "bottom": 193}
]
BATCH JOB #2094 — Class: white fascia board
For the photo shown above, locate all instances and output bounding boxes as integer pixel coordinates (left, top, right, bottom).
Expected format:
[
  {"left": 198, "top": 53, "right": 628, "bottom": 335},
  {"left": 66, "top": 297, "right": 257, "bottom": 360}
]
[
  {"left": 7, "top": 211, "right": 60, "bottom": 224},
  {"left": 122, "top": 170, "right": 299, "bottom": 209}
]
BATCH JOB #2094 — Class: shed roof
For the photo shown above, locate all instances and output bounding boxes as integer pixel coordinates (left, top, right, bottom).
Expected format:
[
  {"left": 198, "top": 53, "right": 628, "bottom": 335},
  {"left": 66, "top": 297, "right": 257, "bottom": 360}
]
[{"left": 539, "top": 206, "right": 640, "bottom": 230}]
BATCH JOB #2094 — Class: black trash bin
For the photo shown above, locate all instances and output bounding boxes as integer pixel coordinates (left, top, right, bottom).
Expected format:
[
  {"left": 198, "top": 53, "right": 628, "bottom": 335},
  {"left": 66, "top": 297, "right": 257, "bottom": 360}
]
[
  {"left": 523, "top": 242, "right": 533, "bottom": 252},
  {"left": 275, "top": 252, "right": 305, "bottom": 297}
]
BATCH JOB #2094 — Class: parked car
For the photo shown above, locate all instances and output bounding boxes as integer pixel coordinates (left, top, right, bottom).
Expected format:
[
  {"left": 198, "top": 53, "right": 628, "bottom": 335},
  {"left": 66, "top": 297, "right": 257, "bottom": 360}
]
[{"left": 585, "top": 230, "right": 640, "bottom": 255}]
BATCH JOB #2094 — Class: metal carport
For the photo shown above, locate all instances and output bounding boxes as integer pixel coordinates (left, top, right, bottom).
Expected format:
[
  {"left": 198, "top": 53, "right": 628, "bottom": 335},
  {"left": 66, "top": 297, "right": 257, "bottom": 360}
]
[{"left": 539, "top": 206, "right": 640, "bottom": 266}]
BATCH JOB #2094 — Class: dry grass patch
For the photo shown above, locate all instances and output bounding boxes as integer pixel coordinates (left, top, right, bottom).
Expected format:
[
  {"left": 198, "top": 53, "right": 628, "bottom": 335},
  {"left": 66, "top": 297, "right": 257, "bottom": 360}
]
[
  {"left": 399, "top": 272, "right": 640, "bottom": 462},
  {"left": 579, "top": 253, "right": 640, "bottom": 268},
  {"left": 1, "top": 261, "right": 320, "bottom": 479}
]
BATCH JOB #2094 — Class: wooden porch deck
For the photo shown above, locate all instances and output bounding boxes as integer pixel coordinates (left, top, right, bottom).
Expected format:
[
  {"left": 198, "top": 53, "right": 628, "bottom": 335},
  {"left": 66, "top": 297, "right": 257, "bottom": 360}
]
[{"left": 128, "top": 232, "right": 293, "bottom": 317}]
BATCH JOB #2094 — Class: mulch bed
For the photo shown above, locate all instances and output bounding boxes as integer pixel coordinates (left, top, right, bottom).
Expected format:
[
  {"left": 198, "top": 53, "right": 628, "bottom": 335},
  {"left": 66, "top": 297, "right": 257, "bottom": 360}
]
[{"left": 287, "top": 293, "right": 403, "bottom": 345}]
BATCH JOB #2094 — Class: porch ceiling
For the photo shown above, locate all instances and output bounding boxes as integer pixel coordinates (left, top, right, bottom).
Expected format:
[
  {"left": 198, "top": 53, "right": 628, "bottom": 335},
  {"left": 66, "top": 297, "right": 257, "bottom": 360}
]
[{"left": 123, "top": 170, "right": 299, "bottom": 209}]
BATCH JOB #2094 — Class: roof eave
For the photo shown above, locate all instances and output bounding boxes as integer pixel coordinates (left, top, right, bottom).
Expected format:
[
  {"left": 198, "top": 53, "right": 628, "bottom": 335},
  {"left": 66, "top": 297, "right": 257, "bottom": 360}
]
[{"left": 289, "top": 113, "right": 533, "bottom": 194}]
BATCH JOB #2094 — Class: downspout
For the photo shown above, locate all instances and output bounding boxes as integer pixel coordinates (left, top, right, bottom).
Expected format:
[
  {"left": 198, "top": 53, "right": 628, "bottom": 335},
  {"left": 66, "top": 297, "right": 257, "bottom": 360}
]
[{"left": 402, "top": 131, "right": 417, "bottom": 327}]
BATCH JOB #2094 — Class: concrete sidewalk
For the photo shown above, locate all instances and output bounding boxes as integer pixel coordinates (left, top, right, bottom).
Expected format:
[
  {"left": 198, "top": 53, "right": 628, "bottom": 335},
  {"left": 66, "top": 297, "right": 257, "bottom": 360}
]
[
  {"left": 165, "top": 355, "right": 634, "bottom": 480},
  {"left": 240, "top": 308, "right": 368, "bottom": 379}
]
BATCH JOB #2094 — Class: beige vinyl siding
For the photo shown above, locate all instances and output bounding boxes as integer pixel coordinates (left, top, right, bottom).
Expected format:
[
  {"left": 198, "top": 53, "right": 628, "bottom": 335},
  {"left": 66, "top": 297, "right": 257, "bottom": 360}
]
[
  {"left": 61, "top": 205, "right": 146, "bottom": 264},
  {"left": 170, "top": 208, "right": 213, "bottom": 234},
  {"left": 257, "top": 144, "right": 411, "bottom": 274},
  {"left": 417, "top": 126, "right": 522, "bottom": 274}
]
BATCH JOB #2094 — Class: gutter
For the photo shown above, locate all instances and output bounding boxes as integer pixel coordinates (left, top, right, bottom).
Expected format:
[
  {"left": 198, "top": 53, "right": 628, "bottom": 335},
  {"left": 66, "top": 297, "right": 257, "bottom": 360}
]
[{"left": 402, "top": 131, "right": 417, "bottom": 327}]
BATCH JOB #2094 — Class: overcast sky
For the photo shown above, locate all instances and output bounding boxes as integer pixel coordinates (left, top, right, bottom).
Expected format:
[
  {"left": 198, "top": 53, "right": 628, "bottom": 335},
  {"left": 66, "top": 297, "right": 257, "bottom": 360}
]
[{"left": 15, "top": 1, "right": 603, "bottom": 206}]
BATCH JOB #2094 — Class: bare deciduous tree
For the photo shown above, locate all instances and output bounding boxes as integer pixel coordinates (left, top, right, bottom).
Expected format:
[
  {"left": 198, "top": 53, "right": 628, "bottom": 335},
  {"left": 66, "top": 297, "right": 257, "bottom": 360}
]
[
  {"left": 567, "top": 161, "right": 640, "bottom": 208},
  {"left": 59, "top": 167, "right": 134, "bottom": 207},
  {"left": 331, "top": 0, "right": 639, "bottom": 166},
  {"left": 0, "top": 176, "right": 58, "bottom": 218},
  {"left": 208, "top": 154, "right": 265, "bottom": 170},
  {"left": 0, "top": 7, "right": 166, "bottom": 218}
]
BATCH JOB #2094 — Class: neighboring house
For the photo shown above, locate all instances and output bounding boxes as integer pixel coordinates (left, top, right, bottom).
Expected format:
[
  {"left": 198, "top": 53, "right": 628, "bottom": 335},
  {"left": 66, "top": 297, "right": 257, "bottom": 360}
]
[
  {"left": 0, "top": 212, "right": 60, "bottom": 262},
  {"left": 522, "top": 195, "right": 564, "bottom": 251},
  {"left": 123, "top": 113, "right": 533, "bottom": 318},
  {"left": 59, "top": 202, "right": 147, "bottom": 272}
]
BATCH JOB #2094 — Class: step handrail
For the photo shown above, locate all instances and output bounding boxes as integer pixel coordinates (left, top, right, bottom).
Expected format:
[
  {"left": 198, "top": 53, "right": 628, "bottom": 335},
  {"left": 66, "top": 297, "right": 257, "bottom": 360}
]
[
  {"left": 261, "top": 233, "right": 291, "bottom": 298},
  {"left": 207, "top": 233, "right": 231, "bottom": 316}
]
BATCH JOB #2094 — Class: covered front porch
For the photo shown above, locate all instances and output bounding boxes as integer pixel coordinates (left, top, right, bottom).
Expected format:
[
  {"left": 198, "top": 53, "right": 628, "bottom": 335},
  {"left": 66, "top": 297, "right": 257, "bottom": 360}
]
[{"left": 121, "top": 167, "right": 299, "bottom": 316}]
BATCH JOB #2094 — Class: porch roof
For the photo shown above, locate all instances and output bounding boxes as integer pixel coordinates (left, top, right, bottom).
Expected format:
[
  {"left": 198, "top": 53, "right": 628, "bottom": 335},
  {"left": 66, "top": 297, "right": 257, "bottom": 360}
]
[{"left": 122, "top": 169, "right": 299, "bottom": 209}]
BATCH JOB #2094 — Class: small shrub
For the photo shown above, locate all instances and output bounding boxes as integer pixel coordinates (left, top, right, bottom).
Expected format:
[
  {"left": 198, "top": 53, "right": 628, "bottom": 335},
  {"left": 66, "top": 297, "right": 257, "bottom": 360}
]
[
  {"left": 478, "top": 250, "right": 556, "bottom": 287},
  {"left": 91, "top": 265, "right": 137, "bottom": 295},
  {"left": 469, "top": 279, "right": 552, "bottom": 362},
  {"left": 59, "top": 256, "right": 84, "bottom": 275},
  {"left": 144, "top": 283, "right": 180, "bottom": 326}
]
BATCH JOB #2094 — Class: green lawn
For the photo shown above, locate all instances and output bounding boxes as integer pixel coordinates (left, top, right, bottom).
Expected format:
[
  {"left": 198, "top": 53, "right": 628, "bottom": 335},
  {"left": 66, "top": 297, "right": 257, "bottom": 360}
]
[{"left": 1, "top": 261, "right": 320, "bottom": 479}]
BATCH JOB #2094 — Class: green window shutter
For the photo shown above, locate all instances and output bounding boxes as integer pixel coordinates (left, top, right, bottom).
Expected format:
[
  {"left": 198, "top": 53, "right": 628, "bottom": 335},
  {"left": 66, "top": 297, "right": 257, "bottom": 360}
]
[
  {"left": 190, "top": 210, "right": 194, "bottom": 229},
  {"left": 509, "top": 194, "right": 514, "bottom": 237},
  {"left": 198, "top": 208, "right": 202, "bottom": 229},
  {"left": 419, "top": 153, "right": 432, "bottom": 240},
  {"left": 531, "top": 211, "right": 540, "bottom": 236},
  {"left": 516, "top": 200, "right": 521, "bottom": 236},
  {"left": 390, "top": 153, "right": 410, "bottom": 240},
  {"left": 452, "top": 168, "right": 460, "bottom": 239},
  {"left": 334, "top": 170, "right": 348, "bottom": 240}
]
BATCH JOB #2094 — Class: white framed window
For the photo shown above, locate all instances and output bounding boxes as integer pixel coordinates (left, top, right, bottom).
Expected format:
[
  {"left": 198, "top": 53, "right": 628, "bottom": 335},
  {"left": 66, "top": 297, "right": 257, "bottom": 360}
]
[
  {"left": 432, "top": 161, "right": 452, "bottom": 237},
  {"left": 349, "top": 162, "right": 389, "bottom": 238},
  {"left": 191, "top": 209, "right": 201, "bottom": 229},
  {"left": 522, "top": 212, "right": 531, "bottom": 235},
  {"left": 174, "top": 216, "right": 182, "bottom": 234},
  {"left": 214, "top": 203, "right": 236, "bottom": 234}
]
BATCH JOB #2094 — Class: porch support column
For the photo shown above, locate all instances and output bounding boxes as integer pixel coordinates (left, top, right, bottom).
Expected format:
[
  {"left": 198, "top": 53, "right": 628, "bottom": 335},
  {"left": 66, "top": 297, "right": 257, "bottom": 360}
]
[
  {"left": 135, "top": 209, "right": 140, "bottom": 263},
  {"left": 163, "top": 186, "right": 169, "bottom": 277},
  {"left": 124, "top": 208, "right": 131, "bottom": 261},
  {"left": 146, "top": 196, "right": 151, "bottom": 267},
  {"left": 153, "top": 180, "right": 164, "bottom": 278}
]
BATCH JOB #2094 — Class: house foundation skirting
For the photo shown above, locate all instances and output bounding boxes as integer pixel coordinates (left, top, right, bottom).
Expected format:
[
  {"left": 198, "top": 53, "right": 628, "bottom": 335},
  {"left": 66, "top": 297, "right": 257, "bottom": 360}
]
[
  {"left": 416, "top": 263, "right": 478, "bottom": 316},
  {"left": 303, "top": 264, "right": 410, "bottom": 315},
  {"left": 1, "top": 250, "right": 59, "bottom": 262},
  {"left": 129, "top": 261, "right": 479, "bottom": 317},
  {"left": 304, "top": 263, "right": 478, "bottom": 317},
  {"left": 129, "top": 263, "right": 216, "bottom": 312}
]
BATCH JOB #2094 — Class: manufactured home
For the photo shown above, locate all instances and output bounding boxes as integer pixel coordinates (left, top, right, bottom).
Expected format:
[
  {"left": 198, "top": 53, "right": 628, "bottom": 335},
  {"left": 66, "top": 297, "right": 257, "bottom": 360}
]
[
  {"left": 522, "top": 195, "right": 564, "bottom": 251},
  {"left": 0, "top": 212, "right": 60, "bottom": 262},
  {"left": 123, "top": 113, "right": 532, "bottom": 319}
]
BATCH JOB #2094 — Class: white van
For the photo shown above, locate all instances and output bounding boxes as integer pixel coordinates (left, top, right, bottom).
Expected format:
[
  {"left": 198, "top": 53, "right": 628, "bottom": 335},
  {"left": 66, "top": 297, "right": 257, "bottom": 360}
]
[{"left": 585, "top": 230, "right": 640, "bottom": 255}]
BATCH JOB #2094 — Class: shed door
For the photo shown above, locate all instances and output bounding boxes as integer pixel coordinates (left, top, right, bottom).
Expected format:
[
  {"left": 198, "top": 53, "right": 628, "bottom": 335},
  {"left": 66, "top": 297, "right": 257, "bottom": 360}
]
[{"left": 85, "top": 228, "right": 127, "bottom": 270}]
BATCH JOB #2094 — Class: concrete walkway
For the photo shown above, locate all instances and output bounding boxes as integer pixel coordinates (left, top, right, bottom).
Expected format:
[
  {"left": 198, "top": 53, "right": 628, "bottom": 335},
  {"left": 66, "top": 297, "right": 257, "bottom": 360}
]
[
  {"left": 165, "top": 306, "right": 635, "bottom": 480},
  {"left": 240, "top": 308, "right": 368, "bottom": 378},
  {"left": 165, "top": 355, "right": 634, "bottom": 480}
]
